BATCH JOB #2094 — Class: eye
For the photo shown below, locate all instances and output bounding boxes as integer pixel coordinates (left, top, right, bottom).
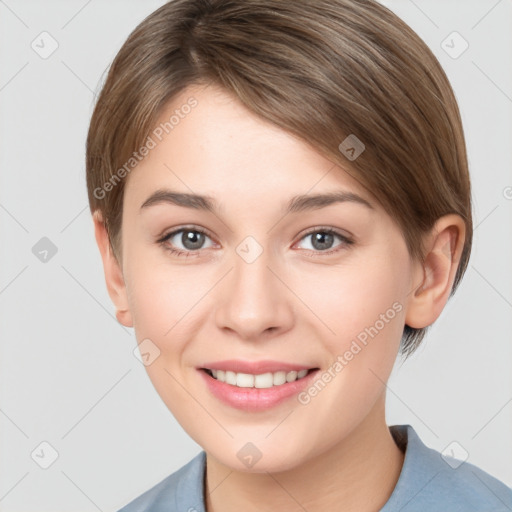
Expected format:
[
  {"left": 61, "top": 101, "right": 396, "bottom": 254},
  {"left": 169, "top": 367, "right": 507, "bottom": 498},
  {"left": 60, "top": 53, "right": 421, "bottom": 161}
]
[
  {"left": 157, "top": 225, "right": 354, "bottom": 258},
  {"left": 295, "top": 227, "right": 354, "bottom": 256},
  {"left": 157, "top": 226, "right": 215, "bottom": 257}
]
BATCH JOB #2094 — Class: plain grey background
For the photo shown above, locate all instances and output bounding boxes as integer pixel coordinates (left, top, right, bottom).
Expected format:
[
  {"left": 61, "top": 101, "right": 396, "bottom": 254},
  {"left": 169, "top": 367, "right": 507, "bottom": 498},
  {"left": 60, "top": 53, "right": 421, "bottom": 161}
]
[{"left": 0, "top": 0, "right": 511, "bottom": 510}]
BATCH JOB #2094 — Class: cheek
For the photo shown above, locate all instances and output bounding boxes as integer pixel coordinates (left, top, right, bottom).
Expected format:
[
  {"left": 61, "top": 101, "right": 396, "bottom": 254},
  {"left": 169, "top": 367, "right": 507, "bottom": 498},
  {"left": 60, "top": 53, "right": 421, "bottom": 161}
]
[
  {"left": 126, "top": 269, "right": 174, "bottom": 336},
  {"left": 293, "top": 255, "right": 407, "bottom": 352},
  {"left": 123, "top": 251, "right": 213, "bottom": 364},
  {"left": 290, "top": 262, "right": 407, "bottom": 441},
  {"left": 123, "top": 258, "right": 201, "bottom": 413}
]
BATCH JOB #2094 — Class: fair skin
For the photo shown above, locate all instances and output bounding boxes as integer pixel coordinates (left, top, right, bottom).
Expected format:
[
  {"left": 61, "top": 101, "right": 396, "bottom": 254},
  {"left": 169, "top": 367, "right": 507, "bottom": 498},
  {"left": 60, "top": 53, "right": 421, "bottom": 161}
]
[{"left": 93, "top": 83, "right": 465, "bottom": 511}]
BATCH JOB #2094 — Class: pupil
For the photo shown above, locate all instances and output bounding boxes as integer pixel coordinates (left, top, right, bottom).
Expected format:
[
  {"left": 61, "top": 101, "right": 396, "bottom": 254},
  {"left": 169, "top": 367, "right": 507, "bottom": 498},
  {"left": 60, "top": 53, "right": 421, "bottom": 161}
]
[
  {"left": 183, "top": 230, "right": 204, "bottom": 250},
  {"left": 313, "top": 232, "right": 333, "bottom": 251}
]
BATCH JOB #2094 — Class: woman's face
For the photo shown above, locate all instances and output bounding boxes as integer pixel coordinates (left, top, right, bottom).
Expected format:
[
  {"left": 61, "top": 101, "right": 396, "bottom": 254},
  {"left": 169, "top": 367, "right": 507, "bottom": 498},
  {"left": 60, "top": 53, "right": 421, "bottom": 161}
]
[{"left": 117, "top": 83, "right": 420, "bottom": 472}]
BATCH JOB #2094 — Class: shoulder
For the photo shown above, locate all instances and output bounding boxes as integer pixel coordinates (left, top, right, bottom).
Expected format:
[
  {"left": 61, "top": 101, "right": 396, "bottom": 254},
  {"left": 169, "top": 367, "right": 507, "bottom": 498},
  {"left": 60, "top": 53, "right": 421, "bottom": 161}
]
[
  {"left": 117, "top": 451, "right": 206, "bottom": 512},
  {"left": 382, "top": 425, "right": 512, "bottom": 511}
]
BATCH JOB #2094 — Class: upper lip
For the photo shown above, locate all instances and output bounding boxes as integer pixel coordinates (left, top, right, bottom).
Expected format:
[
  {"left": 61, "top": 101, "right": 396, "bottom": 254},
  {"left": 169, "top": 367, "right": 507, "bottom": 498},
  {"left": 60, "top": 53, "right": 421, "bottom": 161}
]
[{"left": 199, "top": 359, "right": 317, "bottom": 374}]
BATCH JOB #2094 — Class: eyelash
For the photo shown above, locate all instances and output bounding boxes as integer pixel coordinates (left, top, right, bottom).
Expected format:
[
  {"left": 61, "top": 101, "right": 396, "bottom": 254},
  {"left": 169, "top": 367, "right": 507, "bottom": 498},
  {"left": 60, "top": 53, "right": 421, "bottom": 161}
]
[{"left": 156, "top": 225, "right": 354, "bottom": 258}]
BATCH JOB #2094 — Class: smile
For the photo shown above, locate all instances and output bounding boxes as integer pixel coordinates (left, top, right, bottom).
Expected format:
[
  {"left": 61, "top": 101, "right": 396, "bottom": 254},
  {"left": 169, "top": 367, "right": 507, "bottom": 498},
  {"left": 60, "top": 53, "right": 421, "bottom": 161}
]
[{"left": 198, "top": 361, "right": 320, "bottom": 411}]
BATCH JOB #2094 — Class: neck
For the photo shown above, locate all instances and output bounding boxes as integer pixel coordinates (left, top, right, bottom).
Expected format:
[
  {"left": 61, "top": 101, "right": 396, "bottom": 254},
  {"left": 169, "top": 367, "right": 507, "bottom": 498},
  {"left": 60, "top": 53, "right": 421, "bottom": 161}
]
[{"left": 204, "top": 394, "right": 405, "bottom": 512}]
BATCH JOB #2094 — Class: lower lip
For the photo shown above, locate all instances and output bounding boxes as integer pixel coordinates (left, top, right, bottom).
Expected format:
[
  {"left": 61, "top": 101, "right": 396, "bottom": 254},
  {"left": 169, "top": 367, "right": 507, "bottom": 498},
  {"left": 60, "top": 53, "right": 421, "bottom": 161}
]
[{"left": 198, "top": 369, "right": 319, "bottom": 412}]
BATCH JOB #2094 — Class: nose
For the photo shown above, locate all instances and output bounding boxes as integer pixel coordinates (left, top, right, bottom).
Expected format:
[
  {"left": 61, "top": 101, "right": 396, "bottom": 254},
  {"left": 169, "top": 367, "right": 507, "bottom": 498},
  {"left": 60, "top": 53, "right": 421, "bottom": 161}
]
[{"left": 214, "top": 245, "right": 294, "bottom": 342}]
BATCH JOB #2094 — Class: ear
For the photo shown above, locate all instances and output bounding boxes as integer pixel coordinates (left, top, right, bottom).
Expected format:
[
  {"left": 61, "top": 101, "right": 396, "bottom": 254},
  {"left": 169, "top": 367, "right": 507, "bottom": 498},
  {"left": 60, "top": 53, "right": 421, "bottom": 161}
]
[
  {"left": 92, "top": 211, "right": 133, "bottom": 328},
  {"left": 405, "top": 214, "right": 466, "bottom": 329}
]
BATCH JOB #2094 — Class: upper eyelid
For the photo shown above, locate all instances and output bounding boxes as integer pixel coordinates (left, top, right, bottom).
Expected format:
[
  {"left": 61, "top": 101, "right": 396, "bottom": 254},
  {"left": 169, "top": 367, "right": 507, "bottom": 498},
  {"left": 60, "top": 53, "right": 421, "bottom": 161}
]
[{"left": 159, "top": 225, "right": 213, "bottom": 241}]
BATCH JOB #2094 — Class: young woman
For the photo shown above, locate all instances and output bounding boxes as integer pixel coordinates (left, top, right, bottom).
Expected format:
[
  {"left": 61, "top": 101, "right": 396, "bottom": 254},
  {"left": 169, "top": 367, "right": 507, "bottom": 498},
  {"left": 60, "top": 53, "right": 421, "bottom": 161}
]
[{"left": 86, "top": 0, "right": 512, "bottom": 510}]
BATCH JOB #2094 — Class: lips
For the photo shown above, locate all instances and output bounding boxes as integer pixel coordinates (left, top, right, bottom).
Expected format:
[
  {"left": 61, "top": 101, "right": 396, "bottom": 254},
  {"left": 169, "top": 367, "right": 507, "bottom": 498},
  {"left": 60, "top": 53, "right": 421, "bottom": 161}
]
[{"left": 198, "top": 359, "right": 320, "bottom": 411}]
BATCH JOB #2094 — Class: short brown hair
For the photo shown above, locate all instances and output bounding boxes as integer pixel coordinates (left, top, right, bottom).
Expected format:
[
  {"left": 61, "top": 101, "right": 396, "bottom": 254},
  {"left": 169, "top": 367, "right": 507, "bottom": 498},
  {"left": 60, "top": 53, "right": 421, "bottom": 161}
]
[{"left": 86, "top": 0, "right": 473, "bottom": 358}]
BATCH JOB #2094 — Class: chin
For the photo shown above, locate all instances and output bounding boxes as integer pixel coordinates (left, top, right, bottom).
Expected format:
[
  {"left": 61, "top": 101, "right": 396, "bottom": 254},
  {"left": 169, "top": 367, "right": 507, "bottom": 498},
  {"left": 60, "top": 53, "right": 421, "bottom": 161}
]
[{"left": 205, "top": 438, "right": 309, "bottom": 474}]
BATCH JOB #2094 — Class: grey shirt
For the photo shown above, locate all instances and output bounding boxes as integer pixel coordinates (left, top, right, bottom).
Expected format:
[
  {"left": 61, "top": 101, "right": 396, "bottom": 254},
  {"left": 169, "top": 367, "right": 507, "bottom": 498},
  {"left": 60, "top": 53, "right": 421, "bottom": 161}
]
[{"left": 118, "top": 424, "right": 512, "bottom": 511}]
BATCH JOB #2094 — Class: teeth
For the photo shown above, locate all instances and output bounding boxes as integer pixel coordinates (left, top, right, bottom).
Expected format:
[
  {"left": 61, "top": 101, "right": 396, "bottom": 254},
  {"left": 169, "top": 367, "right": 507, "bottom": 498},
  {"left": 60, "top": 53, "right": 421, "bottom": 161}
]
[
  {"left": 208, "top": 368, "right": 311, "bottom": 387},
  {"left": 286, "top": 370, "right": 297, "bottom": 382}
]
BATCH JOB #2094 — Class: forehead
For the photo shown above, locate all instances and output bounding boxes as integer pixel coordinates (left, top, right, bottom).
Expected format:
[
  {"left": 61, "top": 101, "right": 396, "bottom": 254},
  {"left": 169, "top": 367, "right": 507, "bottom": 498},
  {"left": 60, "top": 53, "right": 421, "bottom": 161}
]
[{"left": 124, "top": 83, "right": 379, "bottom": 215}]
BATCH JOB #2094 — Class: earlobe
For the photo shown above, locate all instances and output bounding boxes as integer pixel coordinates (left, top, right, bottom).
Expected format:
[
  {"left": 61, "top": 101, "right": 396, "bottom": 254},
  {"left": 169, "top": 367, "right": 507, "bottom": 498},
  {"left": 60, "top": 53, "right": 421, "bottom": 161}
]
[
  {"left": 405, "top": 214, "right": 465, "bottom": 329},
  {"left": 92, "top": 211, "right": 133, "bottom": 328}
]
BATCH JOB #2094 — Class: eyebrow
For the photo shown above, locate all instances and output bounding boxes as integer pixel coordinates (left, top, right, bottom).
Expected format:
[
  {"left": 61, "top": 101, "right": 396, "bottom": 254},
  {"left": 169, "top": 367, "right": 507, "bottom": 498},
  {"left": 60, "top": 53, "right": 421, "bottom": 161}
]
[{"left": 140, "top": 189, "right": 374, "bottom": 214}]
